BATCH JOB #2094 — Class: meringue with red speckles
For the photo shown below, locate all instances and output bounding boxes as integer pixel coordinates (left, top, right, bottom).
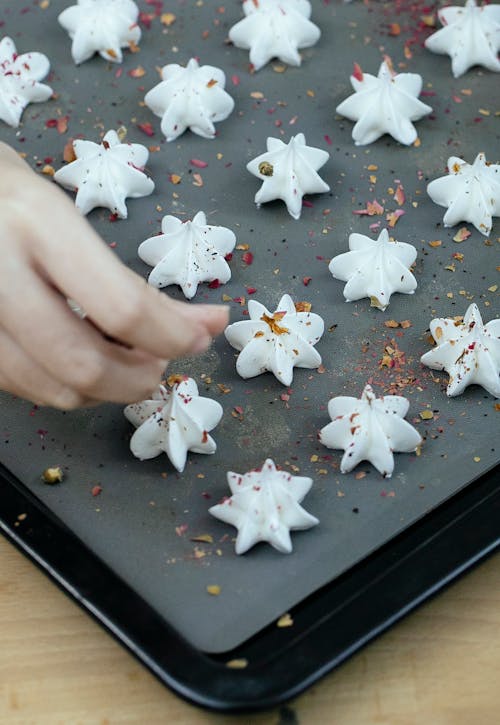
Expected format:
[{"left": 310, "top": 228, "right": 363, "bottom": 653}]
[
  {"left": 58, "top": 0, "right": 141, "bottom": 65},
  {"left": 53, "top": 129, "right": 154, "bottom": 218},
  {"left": 138, "top": 211, "right": 236, "bottom": 299},
  {"left": 144, "top": 58, "right": 234, "bottom": 141},
  {"left": 124, "top": 378, "right": 223, "bottom": 472},
  {"left": 319, "top": 385, "right": 422, "bottom": 477},
  {"left": 427, "top": 153, "right": 500, "bottom": 236},
  {"left": 224, "top": 293, "right": 324, "bottom": 385},
  {"left": 246, "top": 133, "right": 330, "bottom": 219},
  {"left": 425, "top": 0, "right": 500, "bottom": 78},
  {"left": 336, "top": 60, "right": 432, "bottom": 146},
  {"left": 228, "top": 0, "right": 320, "bottom": 71},
  {"left": 421, "top": 304, "right": 500, "bottom": 398},
  {"left": 0, "top": 37, "right": 52, "bottom": 127},
  {"left": 209, "top": 459, "right": 319, "bottom": 554},
  {"left": 328, "top": 228, "right": 418, "bottom": 310}
]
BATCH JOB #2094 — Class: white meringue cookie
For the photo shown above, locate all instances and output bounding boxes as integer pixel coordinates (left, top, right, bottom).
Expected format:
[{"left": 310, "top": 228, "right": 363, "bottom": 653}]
[
  {"left": 144, "top": 58, "right": 234, "bottom": 142},
  {"left": 329, "top": 228, "right": 417, "bottom": 311},
  {"left": 425, "top": 0, "right": 500, "bottom": 78},
  {"left": 138, "top": 211, "right": 236, "bottom": 299},
  {"left": 427, "top": 153, "right": 500, "bottom": 236},
  {"left": 209, "top": 459, "right": 318, "bottom": 554},
  {"left": 53, "top": 129, "right": 154, "bottom": 218},
  {"left": 246, "top": 133, "right": 330, "bottom": 219},
  {"left": 0, "top": 37, "right": 52, "bottom": 127},
  {"left": 421, "top": 304, "right": 500, "bottom": 398},
  {"left": 225, "top": 294, "right": 324, "bottom": 386},
  {"left": 336, "top": 60, "right": 432, "bottom": 146},
  {"left": 58, "top": 0, "right": 141, "bottom": 65},
  {"left": 124, "top": 378, "right": 223, "bottom": 472},
  {"left": 319, "top": 385, "right": 422, "bottom": 477},
  {"left": 228, "top": 0, "right": 320, "bottom": 71}
]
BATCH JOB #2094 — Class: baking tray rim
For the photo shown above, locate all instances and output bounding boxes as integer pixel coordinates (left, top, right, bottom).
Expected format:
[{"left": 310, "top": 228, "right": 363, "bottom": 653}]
[{"left": 0, "top": 459, "right": 498, "bottom": 713}]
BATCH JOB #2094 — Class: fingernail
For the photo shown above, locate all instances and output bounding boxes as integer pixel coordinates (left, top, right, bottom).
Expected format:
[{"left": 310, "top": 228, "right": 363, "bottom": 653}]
[{"left": 190, "top": 334, "right": 211, "bottom": 354}]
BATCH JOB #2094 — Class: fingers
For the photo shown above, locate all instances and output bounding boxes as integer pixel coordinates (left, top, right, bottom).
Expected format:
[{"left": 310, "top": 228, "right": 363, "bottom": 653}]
[
  {"left": 27, "top": 188, "right": 229, "bottom": 357},
  {"left": 0, "top": 142, "right": 26, "bottom": 169},
  {"left": 0, "top": 264, "right": 168, "bottom": 404},
  {"left": 0, "top": 152, "right": 229, "bottom": 412},
  {"left": 0, "top": 328, "right": 94, "bottom": 409}
]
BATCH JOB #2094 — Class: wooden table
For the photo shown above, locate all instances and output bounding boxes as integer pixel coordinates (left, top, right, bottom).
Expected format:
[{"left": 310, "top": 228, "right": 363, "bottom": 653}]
[{"left": 0, "top": 536, "right": 499, "bottom": 725}]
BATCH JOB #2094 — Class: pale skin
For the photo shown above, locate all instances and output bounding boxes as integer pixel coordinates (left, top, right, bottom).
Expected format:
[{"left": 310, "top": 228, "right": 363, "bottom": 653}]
[{"left": 0, "top": 142, "right": 229, "bottom": 409}]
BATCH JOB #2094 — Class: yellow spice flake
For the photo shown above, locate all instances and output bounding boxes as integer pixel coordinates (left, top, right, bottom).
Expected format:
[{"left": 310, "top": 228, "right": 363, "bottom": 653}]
[
  {"left": 226, "top": 659, "right": 248, "bottom": 669},
  {"left": 419, "top": 410, "right": 434, "bottom": 420},
  {"left": 277, "top": 613, "right": 294, "bottom": 628},
  {"left": 160, "top": 12, "right": 176, "bottom": 25},
  {"left": 42, "top": 467, "right": 64, "bottom": 484}
]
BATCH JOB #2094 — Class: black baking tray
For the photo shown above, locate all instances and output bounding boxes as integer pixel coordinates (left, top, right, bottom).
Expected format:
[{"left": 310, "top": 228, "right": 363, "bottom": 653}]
[
  {"left": 1, "top": 0, "right": 500, "bottom": 712},
  {"left": 1, "top": 461, "right": 498, "bottom": 712}
]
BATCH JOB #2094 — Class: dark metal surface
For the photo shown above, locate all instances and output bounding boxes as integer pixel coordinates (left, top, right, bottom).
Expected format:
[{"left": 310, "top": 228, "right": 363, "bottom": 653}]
[{"left": 0, "top": 0, "right": 499, "bottom": 657}]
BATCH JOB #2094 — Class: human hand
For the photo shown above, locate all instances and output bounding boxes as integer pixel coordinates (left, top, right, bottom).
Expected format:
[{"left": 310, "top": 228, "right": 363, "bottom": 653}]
[{"left": 0, "top": 142, "right": 229, "bottom": 409}]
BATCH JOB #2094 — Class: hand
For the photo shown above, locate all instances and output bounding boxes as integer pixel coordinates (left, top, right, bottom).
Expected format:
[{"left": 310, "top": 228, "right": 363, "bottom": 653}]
[{"left": 0, "top": 143, "right": 229, "bottom": 409}]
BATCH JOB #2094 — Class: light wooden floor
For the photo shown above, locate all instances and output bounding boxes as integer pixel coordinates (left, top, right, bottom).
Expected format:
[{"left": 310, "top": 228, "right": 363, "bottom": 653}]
[{"left": 0, "top": 536, "right": 499, "bottom": 725}]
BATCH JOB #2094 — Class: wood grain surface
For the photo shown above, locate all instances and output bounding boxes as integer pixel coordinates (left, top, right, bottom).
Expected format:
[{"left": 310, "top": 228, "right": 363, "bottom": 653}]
[{"left": 0, "top": 536, "right": 499, "bottom": 725}]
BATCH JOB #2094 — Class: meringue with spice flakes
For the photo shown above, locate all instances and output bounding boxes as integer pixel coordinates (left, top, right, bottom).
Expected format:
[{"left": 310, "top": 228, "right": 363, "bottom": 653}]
[
  {"left": 319, "top": 385, "right": 422, "bottom": 477},
  {"left": 138, "top": 211, "right": 236, "bottom": 299},
  {"left": 58, "top": 0, "right": 141, "bottom": 65},
  {"left": 0, "top": 37, "right": 52, "bottom": 127},
  {"left": 427, "top": 153, "right": 500, "bottom": 236},
  {"left": 209, "top": 459, "right": 318, "bottom": 554},
  {"left": 228, "top": 0, "right": 320, "bottom": 72},
  {"left": 124, "top": 377, "right": 223, "bottom": 472},
  {"left": 53, "top": 129, "right": 154, "bottom": 218},
  {"left": 421, "top": 304, "right": 500, "bottom": 398},
  {"left": 224, "top": 294, "right": 324, "bottom": 386},
  {"left": 424, "top": 0, "right": 500, "bottom": 78},
  {"left": 329, "top": 228, "right": 417, "bottom": 311},
  {"left": 336, "top": 60, "right": 432, "bottom": 146},
  {"left": 247, "top": 133, "right": 330, "bottom": 219},
  {"left": 144, "top": 58, "right": 234, "bottom": 142}
]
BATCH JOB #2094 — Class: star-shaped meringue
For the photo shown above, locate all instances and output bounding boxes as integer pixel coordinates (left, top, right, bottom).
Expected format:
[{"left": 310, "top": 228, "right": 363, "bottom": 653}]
[
  {"left": 0, "top": 37, "right": 52, "bottom": 127},
  {"left": 138, "top": 211, "right": 236, "bottom": 299},
  {"left": 421, "top": 304, "right": 500, "bottom": 398},
  {"left": 58, "top": 0, "right": 141, "bottom": 65},
  {"left": 336, "top": 60, "right": 432, "bottom": 146},
  {"left": 246, "top": 133, "right": 330, "bottom": 219},
  {"left": 124, "top": 377, "right": 224, "bottom": 472},
  {"left": 319, "top": 385, "right": 422, "bottom": 477},
  {"left": 209, "top": 459, "right": 318, "bottom": 554},
  {"left": 53, "top": 129, "right": 154, "bottom": 218},
  {"left": 425, "top": 0, "right": 500, "bottom": 78},
  {"left": 144, "top": 58, "right": 234, "bottom": 142},
  {"left": 225, "top": 294, "right": 324, "bottom": 386},
  {"left": 228, "top": 0, "right": 320, "bottom": 71},
  {"left": 329, "top": 228, "right": 418, "bottom": 311},
  {"left": 427, "top": 153, "right": 500, "bottom": 236}
]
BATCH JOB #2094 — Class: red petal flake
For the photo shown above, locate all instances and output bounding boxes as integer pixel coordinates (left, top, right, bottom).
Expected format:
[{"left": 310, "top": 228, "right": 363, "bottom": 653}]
[
  {"left": 137, "top": 121, "right": 154, "bottom": 136},
  {"left": 128, "top": 65, "right": 146, "bottom": 78},
  {"left": 352, "top": 62, "right": 363, "bottom": 82},
  {"left": 394, "top": 185, "right": 405, "bottom": 206}
]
